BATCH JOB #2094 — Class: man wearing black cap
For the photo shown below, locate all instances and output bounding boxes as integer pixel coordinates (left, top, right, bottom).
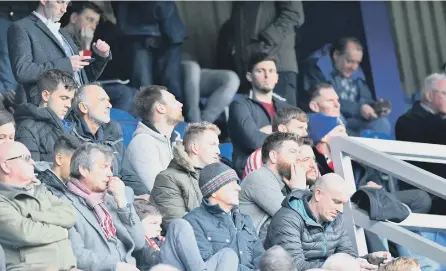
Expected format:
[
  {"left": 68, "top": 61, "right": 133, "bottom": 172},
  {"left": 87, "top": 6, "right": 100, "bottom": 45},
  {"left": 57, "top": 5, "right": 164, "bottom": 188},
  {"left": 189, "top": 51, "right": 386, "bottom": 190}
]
[{"left": 184, "top": 162, "right": 265, "bottom": 271}]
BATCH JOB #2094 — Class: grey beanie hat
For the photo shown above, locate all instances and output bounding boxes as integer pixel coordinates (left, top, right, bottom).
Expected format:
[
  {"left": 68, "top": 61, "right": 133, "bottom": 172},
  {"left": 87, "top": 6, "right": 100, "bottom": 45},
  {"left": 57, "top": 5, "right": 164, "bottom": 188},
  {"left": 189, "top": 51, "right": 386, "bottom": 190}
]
[{"left": 199, "top": 162, "right": 239, "bottom": 198}]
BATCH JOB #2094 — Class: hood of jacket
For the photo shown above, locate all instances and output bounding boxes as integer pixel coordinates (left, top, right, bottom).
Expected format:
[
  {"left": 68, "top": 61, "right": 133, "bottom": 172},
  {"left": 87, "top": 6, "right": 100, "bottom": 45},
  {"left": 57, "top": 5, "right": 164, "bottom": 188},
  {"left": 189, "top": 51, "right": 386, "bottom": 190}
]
[
  {"left": 169, "top": 142, "right": 195, "bottom": 173},
  {"left": 66, "top": 110, "right": 123, "bottom": 145},
  {"left": 281, "top": 189, "right": 324, "bottom": 228},
  {"left": 14, "top": 103, "right": 65, "bottom": 129}
]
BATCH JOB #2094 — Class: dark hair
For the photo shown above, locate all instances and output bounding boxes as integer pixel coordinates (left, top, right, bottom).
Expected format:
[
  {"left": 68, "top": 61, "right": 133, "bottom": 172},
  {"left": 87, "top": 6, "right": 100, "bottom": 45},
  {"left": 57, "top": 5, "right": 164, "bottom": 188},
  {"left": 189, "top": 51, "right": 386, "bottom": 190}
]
[
  {"left": 53, "top": 135, "right": 82, "bottom": 161},
  {"left": 71, "top": 1, "right": 103, "bottom": 16},
  {"left": 261, "top": 132, "right": 302, "bottom": 164},
  {"left": 272, "top": 108, "right": 308, "bottom": 132},
  {"left": 0, "top": 110, "right": 14, "bottom": 127},
  {"left": 309, "top": 82, "right": 335, "bottom": 101},
  {"left": 247, "top": 51, "right": 278, "bottom": 73},
  {"left": 37, "top": 69, "right": 77, "bottom": 96},
  {"left": 133, "top": 200, "right": 162, "bottom": 221},
  {"left": 330, "top": 37, "right": 363, "bottom": 58},
  {"left": 259, "top": 246, "right": 297, "bottom": 271},
  {"left": 135, "top": 85, "right": 167, "bottom": 122}
]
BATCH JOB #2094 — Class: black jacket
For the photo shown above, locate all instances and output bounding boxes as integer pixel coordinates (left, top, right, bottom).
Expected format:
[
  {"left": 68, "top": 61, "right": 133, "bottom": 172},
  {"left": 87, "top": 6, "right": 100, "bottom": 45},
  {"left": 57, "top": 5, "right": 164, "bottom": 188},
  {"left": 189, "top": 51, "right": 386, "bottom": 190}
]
[
  {"left": 133, "top": 239, "right": 162, "bottom": 271},
  {"left": 229, "top": 1, "right": 304, "bottom": 76},
  {"left": 396, "top": 102, "right": 446, "bottom": 181},
  {"left": 264, "top": 190, "right": 356, "bottom": 270},
  {"left": 183, "top": 200, "right": 265, "bottom": 271},
  {"left": 15, "top": 103, "right": 70, "bottom": 162},
  {"left": 228, "top": 92, "right": 294, "bottom": 176},
  {"left": 66, "top": 111, "right": 141, "bottom": 188},
  {"left": 39, "top": 169, "right": 68, "bottom": 199}
]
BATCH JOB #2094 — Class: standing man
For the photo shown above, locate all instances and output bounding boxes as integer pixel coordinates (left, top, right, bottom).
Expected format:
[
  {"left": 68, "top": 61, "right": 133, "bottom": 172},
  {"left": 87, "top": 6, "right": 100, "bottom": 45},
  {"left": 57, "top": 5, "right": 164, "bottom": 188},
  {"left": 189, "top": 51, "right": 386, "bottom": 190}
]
[
  {"left": 8, "top": 0, "right": 111, "bottom": 104},
  {"left": 229, "top": 1, "right": 304, "bottom": 106}
]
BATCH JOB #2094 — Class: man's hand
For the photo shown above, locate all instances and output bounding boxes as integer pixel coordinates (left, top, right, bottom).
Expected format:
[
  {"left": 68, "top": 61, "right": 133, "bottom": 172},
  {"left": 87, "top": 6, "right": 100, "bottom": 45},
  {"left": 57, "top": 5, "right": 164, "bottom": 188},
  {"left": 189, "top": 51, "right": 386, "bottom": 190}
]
[
  {"left": 80, "top": 27, "right": 95, "bottom": 51},
  {"left": 116, "top": 262, "right": 140, "bottom": 271},
  {"left": 357, "top": 258, "right": 378, "bottom": 271},
  {"left": 361, "top": 104, "right": 378, "bottom": 120},
  {"left": 283, "top": 163, "right": 307, "bottom": 190},
  {"left": 92, "top": 39, "right": 110, "bottom": 58},
  {"left": 362, "top": 181, "right": 382, "bottom": 189},
  {"left": 108, "top": 177, "right": 127, "bottom": 209},
  {"left": 70, "top": 55, "right": 91, "bottom": 72},
  {"left": 259, "top": 125, "right": 272, "bottom": 134},
  {"left": 368, "top": 251, "right": 392, "bottom": 265}
]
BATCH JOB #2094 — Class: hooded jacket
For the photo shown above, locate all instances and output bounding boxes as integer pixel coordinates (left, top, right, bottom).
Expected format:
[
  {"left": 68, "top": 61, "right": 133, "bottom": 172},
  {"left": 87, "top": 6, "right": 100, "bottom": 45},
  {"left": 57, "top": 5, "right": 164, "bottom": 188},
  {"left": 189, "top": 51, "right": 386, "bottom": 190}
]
[
  {"left": 264, "top": 189, "right": 356, "bottom": 270},
  {"left": 122, "top": 121, "right": 175, "bottom": 193},
  {"left": 15, "top": 103, "right": 71, "bottom": 162},
  {"left": 150, "top": 142, "right": 202, "bottom": 230}
]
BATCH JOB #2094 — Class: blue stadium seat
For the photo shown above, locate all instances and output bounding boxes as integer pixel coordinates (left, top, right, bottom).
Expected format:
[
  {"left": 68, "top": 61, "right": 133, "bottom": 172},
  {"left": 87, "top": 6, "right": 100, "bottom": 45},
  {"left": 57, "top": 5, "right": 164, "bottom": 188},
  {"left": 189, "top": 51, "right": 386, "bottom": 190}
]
[
  {"left": 219, "top": 143, "right": 233, "bottom": 161},
  {"left": 110, "top": 108, "right": 138, "bottom": 148},
  {"left": 174, "top": 122, "right": 188, "bottom": 138}
]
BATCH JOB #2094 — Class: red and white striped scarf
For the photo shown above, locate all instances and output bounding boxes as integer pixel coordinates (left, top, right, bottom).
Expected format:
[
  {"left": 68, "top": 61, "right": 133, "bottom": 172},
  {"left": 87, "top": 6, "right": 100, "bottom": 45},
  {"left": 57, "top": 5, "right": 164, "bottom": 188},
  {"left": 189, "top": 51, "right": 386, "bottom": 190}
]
[{"left": 67, "top": 178, "right": 117, "bottom": 240}]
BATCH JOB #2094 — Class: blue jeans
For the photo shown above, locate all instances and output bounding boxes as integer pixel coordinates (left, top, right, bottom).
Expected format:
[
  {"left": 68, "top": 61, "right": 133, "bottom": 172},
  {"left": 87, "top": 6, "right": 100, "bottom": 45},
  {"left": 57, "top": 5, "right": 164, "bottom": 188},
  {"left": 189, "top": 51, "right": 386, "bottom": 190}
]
[
  {"left": 397, "top": 231, "right": 446, "bottom": 271},
  {"left": 181, "top": 60, "right": 239, "bottom": 123},
  {"left": 345, "top": 116, "right": 392, "bottom": 136},
  {"left": 0, "top": 17, "right": 18, "bottom": 93}
]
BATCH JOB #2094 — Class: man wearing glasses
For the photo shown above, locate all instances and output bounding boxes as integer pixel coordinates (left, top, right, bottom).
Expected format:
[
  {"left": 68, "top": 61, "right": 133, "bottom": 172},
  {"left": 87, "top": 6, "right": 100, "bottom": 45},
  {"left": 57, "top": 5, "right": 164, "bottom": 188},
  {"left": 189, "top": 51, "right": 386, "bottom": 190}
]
[{"left": 0, "top": 141, "right": 80, "bottom": 270}]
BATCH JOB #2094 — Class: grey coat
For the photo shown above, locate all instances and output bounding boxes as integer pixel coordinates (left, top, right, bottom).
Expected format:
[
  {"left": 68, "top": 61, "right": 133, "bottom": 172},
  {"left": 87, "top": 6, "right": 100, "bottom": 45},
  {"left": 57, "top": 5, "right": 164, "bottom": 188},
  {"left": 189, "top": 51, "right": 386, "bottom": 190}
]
[
  {"left": 8, "top": 13, "right": 110, "bottom": 103},
  {"left": 62, "top": 187, "right": 145, "bottom": 271},
  {"left": 264, "top": 189, "right": 357, "bottom": 270}
]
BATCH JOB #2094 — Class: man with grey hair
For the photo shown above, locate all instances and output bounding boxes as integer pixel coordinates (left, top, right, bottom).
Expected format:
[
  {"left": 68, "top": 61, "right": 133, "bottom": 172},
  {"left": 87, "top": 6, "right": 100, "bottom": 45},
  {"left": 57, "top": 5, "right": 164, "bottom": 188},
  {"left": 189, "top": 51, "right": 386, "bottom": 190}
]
[
  {"left": 150, "top": 121, "right": 221, "bottom": 230},
  {"left": 322, "top": 253, "right": 360, "bottom": 271},
  {"left": 259, "top": 245, "right": 297, "bottom": 271},
  {"left": 66, "top": 83, "right": 140, "bottom": 197},
  {"left": 63, "top": 143, "right": 145, "bottom": 271},
  {"left": 264, "top": 173, "right": 391, "bottom": 270},
  {"left": 396, "top": 73, "right": 446, "bottom": 213}
]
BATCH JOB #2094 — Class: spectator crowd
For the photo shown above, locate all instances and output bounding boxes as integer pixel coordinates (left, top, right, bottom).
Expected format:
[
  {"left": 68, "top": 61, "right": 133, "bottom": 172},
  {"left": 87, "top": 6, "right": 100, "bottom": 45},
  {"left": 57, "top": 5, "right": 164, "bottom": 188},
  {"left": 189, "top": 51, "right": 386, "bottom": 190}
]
[{"left": 0, "top": 1, "right": 443, "bottom": 271}]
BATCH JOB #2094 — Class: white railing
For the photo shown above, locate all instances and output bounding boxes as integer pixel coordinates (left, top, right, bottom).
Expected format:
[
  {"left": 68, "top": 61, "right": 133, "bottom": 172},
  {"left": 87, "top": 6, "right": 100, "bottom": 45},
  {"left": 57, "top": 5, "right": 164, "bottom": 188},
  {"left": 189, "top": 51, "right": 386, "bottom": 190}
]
[{"left": 330, "top": 136, "right": 446, "bottom": 264}]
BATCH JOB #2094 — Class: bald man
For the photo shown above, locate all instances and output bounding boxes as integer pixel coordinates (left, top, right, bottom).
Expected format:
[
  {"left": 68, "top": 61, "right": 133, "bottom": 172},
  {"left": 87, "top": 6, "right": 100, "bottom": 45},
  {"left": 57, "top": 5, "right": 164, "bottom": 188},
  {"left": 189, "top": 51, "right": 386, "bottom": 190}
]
[
  {"left": 66, "top": 83, "right": 139, "bottom": 185},
  {"left": 264, "top": 173, "right": 391, "bottom": 271},
  {"left": 0, "top": 142, "right": 79, "bottom": 270}
]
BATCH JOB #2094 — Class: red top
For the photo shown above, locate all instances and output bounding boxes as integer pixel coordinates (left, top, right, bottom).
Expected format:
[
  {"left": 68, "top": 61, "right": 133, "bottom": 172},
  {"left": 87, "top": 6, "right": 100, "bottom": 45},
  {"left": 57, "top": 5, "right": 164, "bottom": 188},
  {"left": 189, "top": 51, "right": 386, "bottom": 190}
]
[{"left": 260, "top": 101, "right": 276, "bottom": 120}]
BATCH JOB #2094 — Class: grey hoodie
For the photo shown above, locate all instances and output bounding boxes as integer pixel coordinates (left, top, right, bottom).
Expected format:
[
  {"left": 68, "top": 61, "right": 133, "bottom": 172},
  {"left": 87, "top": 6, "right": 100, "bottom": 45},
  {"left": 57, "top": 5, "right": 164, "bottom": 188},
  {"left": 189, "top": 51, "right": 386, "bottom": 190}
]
[{"left": 122, "top": 122, "right": 174, "bottom": 192}]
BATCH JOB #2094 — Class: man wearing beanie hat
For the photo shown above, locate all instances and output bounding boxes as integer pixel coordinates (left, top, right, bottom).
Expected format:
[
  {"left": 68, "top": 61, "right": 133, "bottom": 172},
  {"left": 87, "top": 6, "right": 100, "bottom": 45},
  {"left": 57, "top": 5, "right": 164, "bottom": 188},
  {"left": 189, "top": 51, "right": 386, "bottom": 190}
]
[{"left": 184, "top": 162, "right": 265, "bottom": 270}]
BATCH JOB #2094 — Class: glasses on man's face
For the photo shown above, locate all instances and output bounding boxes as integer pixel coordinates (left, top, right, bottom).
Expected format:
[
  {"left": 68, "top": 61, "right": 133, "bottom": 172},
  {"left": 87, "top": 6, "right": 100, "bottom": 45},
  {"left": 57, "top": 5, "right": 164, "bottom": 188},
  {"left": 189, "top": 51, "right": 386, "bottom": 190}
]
[{"left": 5, "top": 154, "right": 32, "bottom": 163}]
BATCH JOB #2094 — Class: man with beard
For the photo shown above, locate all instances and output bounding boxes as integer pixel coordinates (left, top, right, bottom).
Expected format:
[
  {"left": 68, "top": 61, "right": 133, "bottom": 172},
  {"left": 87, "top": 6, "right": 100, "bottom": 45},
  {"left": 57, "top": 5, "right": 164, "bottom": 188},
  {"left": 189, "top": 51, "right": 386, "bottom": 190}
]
[
  {"left": 122, "top": 85, "right": 184, "bottom": 194},
  {"left": 229, "top": 52, "right": 294, "bottom": 177},
  {"left": 66, "top": 83, "right": 139, "bottom": 197},
  {"left": 239, "top": 132, "right": 318, "bottom": 242}
]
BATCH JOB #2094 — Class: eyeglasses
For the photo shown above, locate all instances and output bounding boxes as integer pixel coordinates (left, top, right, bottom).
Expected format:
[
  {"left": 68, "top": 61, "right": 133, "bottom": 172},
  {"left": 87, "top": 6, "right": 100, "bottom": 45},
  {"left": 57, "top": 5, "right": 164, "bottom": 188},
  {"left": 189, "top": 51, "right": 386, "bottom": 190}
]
[{"left": 5, "top": 154, "right": 32, "bottom": 163}]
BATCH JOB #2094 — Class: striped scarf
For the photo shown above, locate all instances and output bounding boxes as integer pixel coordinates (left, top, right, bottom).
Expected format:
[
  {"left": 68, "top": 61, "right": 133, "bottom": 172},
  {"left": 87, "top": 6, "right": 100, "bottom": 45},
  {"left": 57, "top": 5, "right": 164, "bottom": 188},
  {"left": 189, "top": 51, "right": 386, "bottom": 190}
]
[{"left": 67, "top": 178, "right": 117, "bottom": 239}]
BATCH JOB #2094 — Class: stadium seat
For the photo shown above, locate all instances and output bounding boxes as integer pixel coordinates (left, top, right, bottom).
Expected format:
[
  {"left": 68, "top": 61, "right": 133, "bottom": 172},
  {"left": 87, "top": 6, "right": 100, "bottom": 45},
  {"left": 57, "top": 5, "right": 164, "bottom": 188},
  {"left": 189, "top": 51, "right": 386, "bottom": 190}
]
[
  {"left": 360, "top": 129, "right": 393, "bottom": 140},
  {"left": 110, "top": 108, "right": 138, "bottom": 148},
  {"left": 219, "top": 143, "right": 233, "bottom": 161},
  {"left": 174, "top": 122, "right": 188, "bottom": 138}
]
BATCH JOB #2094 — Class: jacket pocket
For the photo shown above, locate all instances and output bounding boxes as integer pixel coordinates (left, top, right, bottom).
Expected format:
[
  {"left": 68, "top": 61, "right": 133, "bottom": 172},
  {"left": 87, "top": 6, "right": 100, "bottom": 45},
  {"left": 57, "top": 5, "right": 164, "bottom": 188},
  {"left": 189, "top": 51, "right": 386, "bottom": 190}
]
[
  {"left": 20, "top": 244, "right": 57, "bottom": 266},
  {"left": 206, "top": 231, "right": 231, "bottom": 252}
]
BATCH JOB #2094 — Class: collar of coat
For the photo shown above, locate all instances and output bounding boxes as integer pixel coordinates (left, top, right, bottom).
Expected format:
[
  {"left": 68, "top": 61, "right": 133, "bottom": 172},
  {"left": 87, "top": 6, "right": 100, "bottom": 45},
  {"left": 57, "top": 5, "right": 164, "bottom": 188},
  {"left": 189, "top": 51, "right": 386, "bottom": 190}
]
[
  {"left": 168, "top": 142, "right": 196, "bottom": 173},
  {"left": 0, "top": 179, "right": 41, "bottom": 200}
]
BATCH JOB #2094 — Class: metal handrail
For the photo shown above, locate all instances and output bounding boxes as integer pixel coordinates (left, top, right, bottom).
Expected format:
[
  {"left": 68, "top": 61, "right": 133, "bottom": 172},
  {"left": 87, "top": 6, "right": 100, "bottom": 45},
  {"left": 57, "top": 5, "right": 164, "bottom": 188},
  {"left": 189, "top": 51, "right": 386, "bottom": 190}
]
[{"left": 330, "top": 136, "right": 446, "bottom": 264}]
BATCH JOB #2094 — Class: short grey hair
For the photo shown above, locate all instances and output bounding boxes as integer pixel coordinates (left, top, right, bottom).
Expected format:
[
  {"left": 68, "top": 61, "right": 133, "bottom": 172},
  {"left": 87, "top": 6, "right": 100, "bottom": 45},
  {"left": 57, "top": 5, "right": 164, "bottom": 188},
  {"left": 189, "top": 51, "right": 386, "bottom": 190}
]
[
  {"left": 259, "top": 246, "right": 297, "bottom": 271},
  {"left": 422, "top": 73, "right": 446, "bottom": 96},
  {"left": 322, "top": 253, "right": 360, "bottom": 271},
  {"left": 70, "top": 143, "right": 114, "bottom": 179},
  {"left": 72, "top": 82, "right": 102, "bottom": 116}
]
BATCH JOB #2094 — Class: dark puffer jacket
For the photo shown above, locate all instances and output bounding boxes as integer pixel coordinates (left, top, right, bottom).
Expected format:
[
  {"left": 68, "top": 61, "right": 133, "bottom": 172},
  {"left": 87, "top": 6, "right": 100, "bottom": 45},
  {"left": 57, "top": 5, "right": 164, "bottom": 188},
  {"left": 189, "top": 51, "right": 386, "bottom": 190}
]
[
  {"left": 15, "top": 104, "right": 70, "bottom": 162},
  {"left": 184, "top": 200, "right": 265, "bottom": 271},
  {"left": 66, "top": 111, "right": 141, "bottom": 188},
  {"left": 150, "top": 142, "right": 202, "bottom": 231},
  {"left": 264, "top": 189, "right": 356, "bottom": 270}
]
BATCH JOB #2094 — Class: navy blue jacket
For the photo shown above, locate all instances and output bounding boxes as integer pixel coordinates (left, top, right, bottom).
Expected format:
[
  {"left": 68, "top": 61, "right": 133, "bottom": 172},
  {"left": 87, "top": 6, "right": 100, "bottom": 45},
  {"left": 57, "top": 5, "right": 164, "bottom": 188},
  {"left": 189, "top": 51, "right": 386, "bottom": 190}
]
[
  {"left": 228, "top": 91, "right": 293, "bottom": 176},
  {"left": 183, "top": 199, "right": 265, "bottom": 271},
  {"left": 301, "top": 44, "right": 373, "bottom": 119}
]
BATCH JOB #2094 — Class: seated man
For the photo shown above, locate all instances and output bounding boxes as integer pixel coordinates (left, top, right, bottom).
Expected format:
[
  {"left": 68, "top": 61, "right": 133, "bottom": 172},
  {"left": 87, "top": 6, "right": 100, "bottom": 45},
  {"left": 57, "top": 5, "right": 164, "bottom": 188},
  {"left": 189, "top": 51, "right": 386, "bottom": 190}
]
[
  {"left": 301, "top": 37, "right": 391, "bottom": 136},
  {"left": 66, "top": 83, "right": 139, "bottom": 193},
  {"left": 64, "top": 143, "right": 145, "bottom": 271},
  {"left": 240, "top": 133, "right": 318, "bottom": 242},
  {"left": 39, "top": 135, "right": 81, "bottom": 198},
  {"left": 228, "top": 52, "right": 293, "bottom": 177},
  {"left": 243, "top": 107, "right": 309, "bottom": 179},
  {"left": 309, "top": 112, "right": 432, "bottom": 214},
  {"left": 308, "top": 83, "right": 341, "bottom": 119},
  {"left": 181, "top": 59, "right": 239, "bottom": 123},
  {"left": 322, "top": 253, "right": 360, "bottom": 271},
  {"left": 122, "top": 85, "right": 184, "bottom": 194},
  {"left": 379, "top": 257, "right": 420, "bottom": 271},
  {"left": 264, "top": 173, "right": 391, "bottom": 270},
  {"left": 184, "top": 162, "right": 265, "bottom": 270},
  {"left": 0, "top": 142, "right": 78, "bottom": 270},
  {"left": 15, "top": 69, "right": 77, "bottom": 162},
  {"left": 150, "top": 122, "right": 221, "bottom": 230}
]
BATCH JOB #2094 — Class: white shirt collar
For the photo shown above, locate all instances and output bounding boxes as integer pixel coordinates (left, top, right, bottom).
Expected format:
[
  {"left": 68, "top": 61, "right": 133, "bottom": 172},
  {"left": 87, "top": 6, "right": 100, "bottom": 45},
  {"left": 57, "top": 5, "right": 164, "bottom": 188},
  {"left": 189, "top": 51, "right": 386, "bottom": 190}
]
[{"left": 33, "top": 11, "right": 61, "bottom": 33}]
